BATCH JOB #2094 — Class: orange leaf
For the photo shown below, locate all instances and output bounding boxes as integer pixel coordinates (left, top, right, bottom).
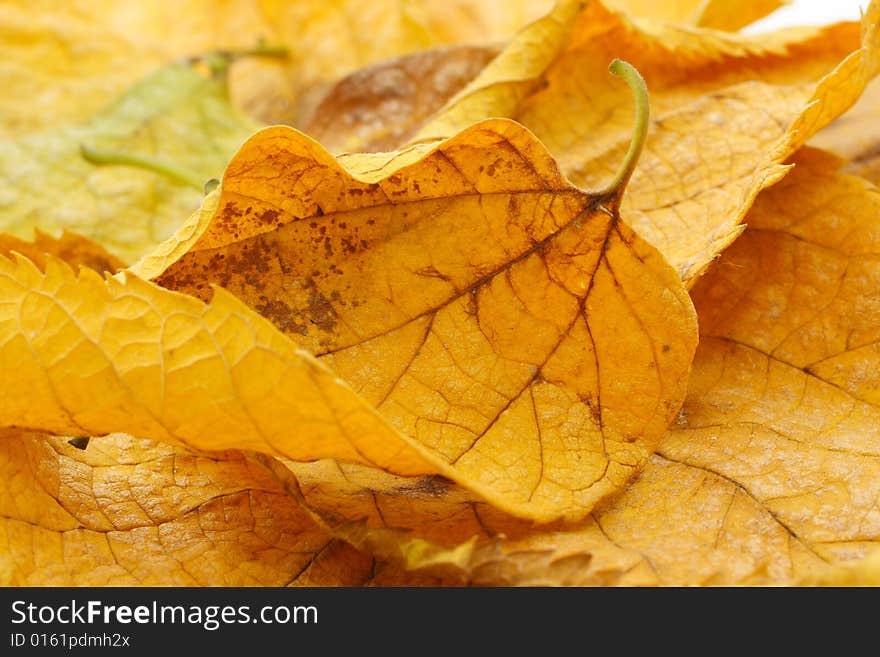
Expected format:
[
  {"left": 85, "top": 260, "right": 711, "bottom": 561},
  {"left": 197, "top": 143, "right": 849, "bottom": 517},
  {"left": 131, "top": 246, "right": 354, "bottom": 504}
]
[{"left": 0, "top": 230, "right": 124, "bottom": 274}]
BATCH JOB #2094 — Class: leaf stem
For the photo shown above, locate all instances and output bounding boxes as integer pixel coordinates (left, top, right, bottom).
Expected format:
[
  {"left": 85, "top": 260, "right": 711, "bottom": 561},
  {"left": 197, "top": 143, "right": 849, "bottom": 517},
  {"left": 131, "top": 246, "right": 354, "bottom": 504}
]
[
  {"left": 598, "top": 59, "right": 649, "bottom": 198},
  {"left": 80, "top": 145, "right": 206, "bottom": 191},
  {"left": 190, "top": 43, "right": 289, "bottom": 75}
]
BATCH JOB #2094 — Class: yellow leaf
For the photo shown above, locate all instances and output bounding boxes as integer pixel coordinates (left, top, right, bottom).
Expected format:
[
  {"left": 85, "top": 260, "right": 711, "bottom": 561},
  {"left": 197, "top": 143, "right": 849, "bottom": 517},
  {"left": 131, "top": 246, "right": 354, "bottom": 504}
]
[
  {"left": 0, "top": 256, "right": 435, "bottom": 473},
  {"left": 413, "top": 0, "right": 880, "bottom": 285},
  {"left": 270, "top": 148, "right": 880, "bottom": 585},
  {"left": 811, "top": 78, "right": 880, "bottom": 186},
  {"left": 0, "top": 61, "right": 259, "bottom": 264},
  {"left": 498, "top": 148, "right": 880, "bottom": 584},
  {"left": 299, "top": 1, "right": 787, "bottom": 156},
  {"left": 144, "top": 113, "right": 698, "bottom": 521},
  {"left": 0, "top": 230, "right": 124, "bottom": 274},
  {"left": 0, "top": 0, "right": 271, "bottom": 139},
  {"left": 0, "top": 0, "right": 554, "bottom": 138},
  {"left": 608, "top": 0, "right": 787, "bottom": 31},
  {"left": 0, "top": 431, "right": 372, "bottom": 585},
  {"left": 1, "top": 112, "right": 698, "bottom": 522},
  {"left": 798, "top": 550, "right": 880, "bottom": 586},
  {"left": 258, "top": 456, "right": 653, "bottom": 585}
]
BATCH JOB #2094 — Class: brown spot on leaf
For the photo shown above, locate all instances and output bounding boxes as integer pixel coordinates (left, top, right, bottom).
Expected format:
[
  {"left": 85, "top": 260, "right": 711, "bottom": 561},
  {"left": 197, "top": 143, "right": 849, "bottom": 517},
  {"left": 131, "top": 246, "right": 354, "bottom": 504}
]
[
  {"left": 260, "top": 209, "right": 281, "bottom": 225},
  {"left": 393, "top": 475, "right": 454, "bottom": 498},
  {"left": 306, "top": 288, "right": 338, "bottom": 333},
  {"left": 255, "top": 298, "right": 308, "bottom": 336}
]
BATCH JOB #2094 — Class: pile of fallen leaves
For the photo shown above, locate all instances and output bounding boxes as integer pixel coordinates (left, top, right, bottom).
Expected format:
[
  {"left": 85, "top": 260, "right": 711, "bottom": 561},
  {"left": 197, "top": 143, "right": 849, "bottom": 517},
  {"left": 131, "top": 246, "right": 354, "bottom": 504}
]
[{"left": 1, "top": 0, "right": 879, "bottom": 587}]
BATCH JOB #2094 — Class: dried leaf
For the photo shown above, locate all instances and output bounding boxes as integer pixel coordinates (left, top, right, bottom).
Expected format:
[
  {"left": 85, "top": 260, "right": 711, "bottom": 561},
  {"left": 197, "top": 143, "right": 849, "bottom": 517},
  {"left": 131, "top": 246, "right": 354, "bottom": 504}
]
[
  {"left": 412, "top": 0, "right": 880, "bottom": 285},
  {"left": 492, "top": 148, "right": 880, "bottom": 584},
  {"left": 0, "top": 105, "right": 699, "bottom": 522},
  {"left": 0, "top": 256, "right": 434, "bottom": 474},
  {"left": 0, "top": 218, "right": 695, "bottom": 523},
  {"left": 811, "top": 78, "right": 880, "bottom": 185},
  {"left": 3, "top": 0, "right": 875, "bottom": 589},
  {"left": 146, "top": 115, "right": 698, "bottom": 520},
  {"left": 239, "top": 0, "right": 556, "bottom": 125},
  {"left": 609, "top": 0, "right": 787, "bottom": 31},
  {"left": 302, "top": 0, "right": 788, "bottom": 155},
  {"left": 302, "top": 45, "right": 502, "bottom": 153},
  {"left": 0, "top": 431, "right": 372, "bottom": 585},
  {"left": 274, "top": 149, "right": 880, "bottom": 585},
  {"left": 0, "top": 230, "right": 124, "bottom": 274},
  {"left": 0, "top": 0, "right": 554, "bottom": 137},
  {"left": 798, "top": 550, "right": 880, "bottom": 586},
  {"left": 0, "top": 62, "right": 258, "bottom": 264}
]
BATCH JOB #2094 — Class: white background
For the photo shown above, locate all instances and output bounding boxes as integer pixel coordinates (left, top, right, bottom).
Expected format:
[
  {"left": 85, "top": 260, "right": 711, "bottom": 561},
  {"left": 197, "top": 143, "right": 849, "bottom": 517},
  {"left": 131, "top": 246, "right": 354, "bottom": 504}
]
[{"left": 746, "top": 0, "right": 869, "bottom": 32}]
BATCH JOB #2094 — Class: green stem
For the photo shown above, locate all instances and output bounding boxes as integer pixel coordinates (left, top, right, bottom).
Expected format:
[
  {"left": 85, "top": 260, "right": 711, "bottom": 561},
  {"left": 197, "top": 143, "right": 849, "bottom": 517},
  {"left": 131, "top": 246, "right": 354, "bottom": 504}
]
[
  {"left": 80, "top": 145, "right": 205, "bottom": 191},
  {"left": 598, "top": 59, "right": 649, "bottom": 197},
  {"left": 194, "top": 43, "right": 289, "bottom": 75},
  {"left": 233, "top": 44, "right": 289, "bottom": 59}
]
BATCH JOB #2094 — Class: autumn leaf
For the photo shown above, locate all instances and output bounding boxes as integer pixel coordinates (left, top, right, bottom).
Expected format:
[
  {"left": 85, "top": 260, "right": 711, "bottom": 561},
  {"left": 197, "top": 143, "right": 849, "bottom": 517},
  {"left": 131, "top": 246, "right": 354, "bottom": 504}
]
[
  {"left": 302, "top": 45, "right": 503, "bottom": 154},
  {"left": 0, "top": 256, "right": 438, "bottom": 472},
  {"left": 0, "top": 430, "right": 374, "bottom": 586},
  {"left": 234, "top": 0, "right": 559, "bottom": 125},
  {"left": 0, "top": 243, "right": 682, "bottom": 523},
  {"left": 3, "top": 0, "right": 879, "bottom": 589},
  {"left": 0, "top": 230, "right": 124, "bottom": 275},
  {"left": 282, "top": 148, "right": 880, "bottom": 586},
  {"left": 811, "top": 77, "right": 880, "bottom": 185},
  {"left": 0, "top": 83, "right": 699, "bottom": 522},
  {"left": 303, "top": 0, "right": 782, "bottom": 154},
  {"left": 0, "top": 0, "right": 554, "bottom": 138},
  {"left": 0, "top": 60, "right": 259, "bottom": 264},
  {"left": 143, "top": 79, "right": 699, "bottom": 521},
  {"left": 609, "top": 0, "right": 788, "bottom": 30},
  {"left": 404, "top": 0, "right": 880, "bottom": 285}
]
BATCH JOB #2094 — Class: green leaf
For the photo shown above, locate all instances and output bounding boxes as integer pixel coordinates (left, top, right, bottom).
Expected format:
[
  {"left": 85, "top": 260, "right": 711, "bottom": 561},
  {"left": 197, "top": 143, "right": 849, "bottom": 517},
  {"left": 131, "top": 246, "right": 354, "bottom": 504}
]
[{"left": 0, "top": 61, "right": 261, "bottom": 264}]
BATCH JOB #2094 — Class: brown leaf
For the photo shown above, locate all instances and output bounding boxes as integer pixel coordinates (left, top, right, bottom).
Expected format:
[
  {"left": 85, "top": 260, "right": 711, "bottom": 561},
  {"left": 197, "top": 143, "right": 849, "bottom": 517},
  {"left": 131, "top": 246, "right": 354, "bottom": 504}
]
[
  {"left": 298, "top": 0, "right": 782, "bottom": 155},
  {"left": 302, "top": 45, "right": 501, "bottom": 153}
]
